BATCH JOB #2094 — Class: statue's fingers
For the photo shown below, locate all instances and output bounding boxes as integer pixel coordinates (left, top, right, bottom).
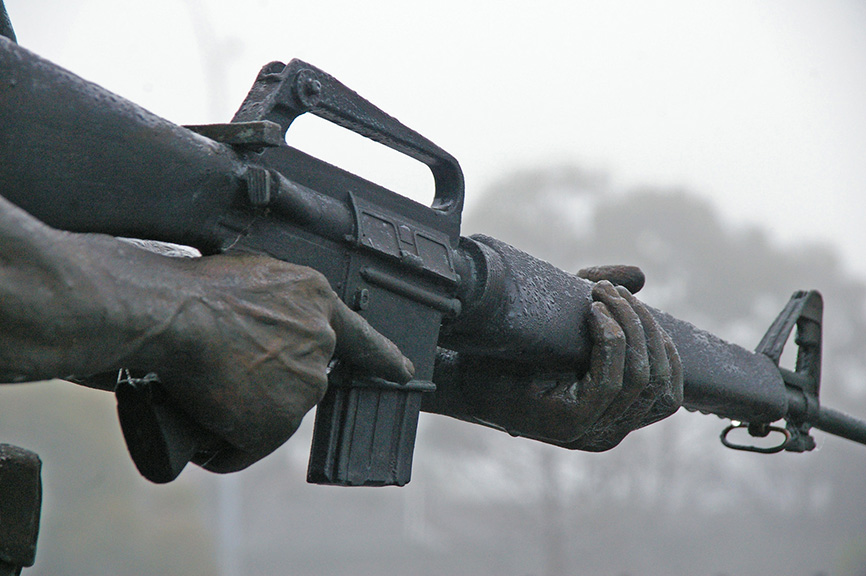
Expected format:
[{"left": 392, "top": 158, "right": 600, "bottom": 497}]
[
  {"left": 583, "top": 301, "right": 626, "bottom": 416},
  {"left": 551, "top": 301, "right": 626, "bottom": 449},
  {"left": 649, "top": 332, "right": 684, "bottom": 419},
  {"left": 614, "top": 286, "right": 684, "bottom": 428},
  {"left": 193, "top": 447, "right": 259, "bottom": 474},
  {"left": 330, "top": 297, "right": 415, "bottom": 384},
  {"left": 615, "top": 286, "right": 671, "bottom": 386},
  {"left": 591, "top": 281, "right": 649, "bottom": 403},
  {"left": 666, "top": 333, "right": 684, "bottom": 406},
  {"left": 633, "top": 331, "right": 685, "bottom": 427},
  {"left": 578, "top": 265, "right": 645, "bottom": 294}
]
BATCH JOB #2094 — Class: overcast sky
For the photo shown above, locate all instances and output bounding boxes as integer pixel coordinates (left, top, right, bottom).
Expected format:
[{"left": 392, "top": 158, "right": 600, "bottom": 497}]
[{"left": 7, "top": 0, "right": 866, "bottom": 278}]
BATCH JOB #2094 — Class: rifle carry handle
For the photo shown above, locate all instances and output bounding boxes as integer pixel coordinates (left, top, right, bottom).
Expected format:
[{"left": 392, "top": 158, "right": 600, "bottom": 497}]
[{"left": 231, "top": 58, "right": 465, "bottom": 225}]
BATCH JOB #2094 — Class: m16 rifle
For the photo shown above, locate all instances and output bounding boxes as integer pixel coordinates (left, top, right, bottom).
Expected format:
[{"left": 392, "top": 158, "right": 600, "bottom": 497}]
[{"left": 1, "top": 37, "right": 864, "bottom": 487}]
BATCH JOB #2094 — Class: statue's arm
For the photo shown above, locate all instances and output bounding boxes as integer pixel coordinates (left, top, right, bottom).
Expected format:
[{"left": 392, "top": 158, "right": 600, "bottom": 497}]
[{"left": 0, "top": 193, "right": 412, "bottom": 471}]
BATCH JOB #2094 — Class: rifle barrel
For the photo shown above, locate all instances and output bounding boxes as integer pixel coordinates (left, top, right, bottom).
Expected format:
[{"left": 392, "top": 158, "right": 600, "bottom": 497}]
[{"left": 815, "top": 406, "right": 866, "bottom": 446}]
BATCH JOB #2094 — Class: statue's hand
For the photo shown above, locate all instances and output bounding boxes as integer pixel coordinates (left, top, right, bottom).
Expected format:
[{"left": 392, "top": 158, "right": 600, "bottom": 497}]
[
  {"left": 429, "top": 272, "right": 682, "bottom": 451},
  {"left": 0, "top": 194, "right": 413, "bottom": 472},
  {"left": 557, "top": 280, "right": 683, "bottom": 450},
  {"left": 150, "top": 254, "right": 415, "bottom": 472}
]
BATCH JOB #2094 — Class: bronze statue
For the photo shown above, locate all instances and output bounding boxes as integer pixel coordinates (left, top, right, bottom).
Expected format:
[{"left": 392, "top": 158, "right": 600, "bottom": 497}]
[
  {"left": 0, "top": 23, "right": 690, "bottom": 487},
  {"left": 1, "top": 0, "right": 860, "bottom": 493},
  {"left": 0, "top": 191, "right": 680, "bottom": 473}
]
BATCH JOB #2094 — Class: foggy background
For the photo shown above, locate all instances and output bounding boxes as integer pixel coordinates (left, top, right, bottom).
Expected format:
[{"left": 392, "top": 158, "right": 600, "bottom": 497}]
[{"left": 2, "top": 1, "right": 865, "bottom": 575}]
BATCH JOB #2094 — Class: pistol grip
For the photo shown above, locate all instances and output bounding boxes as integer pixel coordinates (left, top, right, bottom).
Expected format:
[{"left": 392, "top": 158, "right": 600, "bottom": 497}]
[{"left": 115, "top": 378, "right": 224, "bottom": 483}]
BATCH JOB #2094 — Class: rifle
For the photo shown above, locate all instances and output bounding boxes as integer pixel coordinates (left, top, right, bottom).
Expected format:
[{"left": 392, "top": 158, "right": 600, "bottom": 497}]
[{"left": 2, "top": 38, "right": 865, "bottom": 486}]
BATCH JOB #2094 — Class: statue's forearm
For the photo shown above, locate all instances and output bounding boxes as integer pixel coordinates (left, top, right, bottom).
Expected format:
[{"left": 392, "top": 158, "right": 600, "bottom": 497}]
[{"left": 0, "top": 193, "right": 190, "bottom": 384}]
